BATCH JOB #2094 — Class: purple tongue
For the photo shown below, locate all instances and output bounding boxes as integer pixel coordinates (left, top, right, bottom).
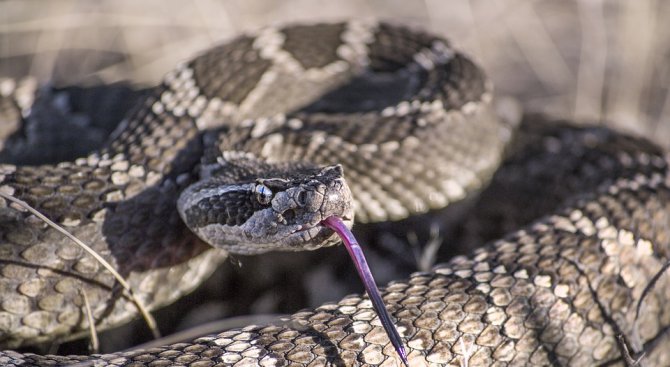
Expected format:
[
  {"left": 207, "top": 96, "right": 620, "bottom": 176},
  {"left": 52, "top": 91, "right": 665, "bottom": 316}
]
[{"left": 321, "top": 216, "right": 408, "bottom": 366}]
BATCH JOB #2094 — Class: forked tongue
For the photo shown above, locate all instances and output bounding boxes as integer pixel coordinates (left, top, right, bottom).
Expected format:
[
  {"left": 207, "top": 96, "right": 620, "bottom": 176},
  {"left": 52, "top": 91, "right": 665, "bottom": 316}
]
[{"left": 321, "top": 216, "right": 408, "bottom": 366}]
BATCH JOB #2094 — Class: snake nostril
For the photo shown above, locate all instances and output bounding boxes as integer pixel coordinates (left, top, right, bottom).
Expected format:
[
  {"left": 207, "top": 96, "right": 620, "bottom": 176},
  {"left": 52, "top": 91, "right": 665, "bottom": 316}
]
[{"left": 296, "top": 191, "right": 308, "bottom": 207}]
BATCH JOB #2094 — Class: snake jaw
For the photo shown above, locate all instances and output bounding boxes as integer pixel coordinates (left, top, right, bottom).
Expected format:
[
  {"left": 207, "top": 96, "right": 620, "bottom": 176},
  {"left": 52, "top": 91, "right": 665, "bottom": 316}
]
[{"left": 288, "top": 213, "right": 354, "bottom": 250}]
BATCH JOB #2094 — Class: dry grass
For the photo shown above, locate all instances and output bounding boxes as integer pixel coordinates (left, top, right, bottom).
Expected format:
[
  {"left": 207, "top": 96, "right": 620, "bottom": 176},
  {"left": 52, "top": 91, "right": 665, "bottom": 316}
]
[{"left": 1, "top": 0, "right": 669, "bottom": 145}]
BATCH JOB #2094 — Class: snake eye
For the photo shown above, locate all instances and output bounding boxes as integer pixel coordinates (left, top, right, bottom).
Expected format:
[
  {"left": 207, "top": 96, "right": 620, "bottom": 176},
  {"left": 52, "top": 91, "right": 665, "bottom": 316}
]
[{"left": 254, "top": 183, "right": 273, "bottom": 205}]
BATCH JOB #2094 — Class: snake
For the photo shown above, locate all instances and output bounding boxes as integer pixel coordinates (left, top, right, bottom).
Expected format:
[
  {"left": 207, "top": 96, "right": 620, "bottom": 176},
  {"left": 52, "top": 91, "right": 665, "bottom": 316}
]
[{"left": 1, "top": 20, "right": 669, "bottom": 366}]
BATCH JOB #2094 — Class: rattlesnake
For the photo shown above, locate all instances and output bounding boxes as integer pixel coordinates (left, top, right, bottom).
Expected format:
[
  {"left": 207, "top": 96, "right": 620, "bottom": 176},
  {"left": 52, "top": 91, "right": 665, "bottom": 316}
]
[{"left": 1, "top": 21, "right": 669, "bottom": 366}]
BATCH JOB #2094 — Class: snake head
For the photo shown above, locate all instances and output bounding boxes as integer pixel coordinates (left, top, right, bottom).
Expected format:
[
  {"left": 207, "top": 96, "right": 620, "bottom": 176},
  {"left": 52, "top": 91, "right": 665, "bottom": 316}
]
[{"left": 177, "top": 164, "right": 354, "bottom": 255}]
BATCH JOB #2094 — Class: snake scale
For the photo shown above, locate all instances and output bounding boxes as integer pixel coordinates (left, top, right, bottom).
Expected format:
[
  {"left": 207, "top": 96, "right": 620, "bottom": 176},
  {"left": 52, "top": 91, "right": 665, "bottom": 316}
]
[{"left": 1, "top": 21, "right": 670, "bottom": 366}]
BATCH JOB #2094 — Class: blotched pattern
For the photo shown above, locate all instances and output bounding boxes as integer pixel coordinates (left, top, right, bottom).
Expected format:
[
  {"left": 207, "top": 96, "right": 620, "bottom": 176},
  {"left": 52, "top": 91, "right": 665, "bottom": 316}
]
[
  {"left": 6, "top": 122, "right": 670, "bottom": 366},
  {"left": 0, "top": 21, "right": 499, "bottom": 351},
  {"left": 2, "top": 21, "right": 668, "bottom": 367}
]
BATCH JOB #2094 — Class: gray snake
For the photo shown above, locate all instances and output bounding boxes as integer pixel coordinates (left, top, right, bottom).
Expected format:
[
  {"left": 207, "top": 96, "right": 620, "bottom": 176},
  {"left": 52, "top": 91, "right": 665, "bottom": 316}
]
[{"left": 1, "top": 21, "right": 670, "bottom": 366}]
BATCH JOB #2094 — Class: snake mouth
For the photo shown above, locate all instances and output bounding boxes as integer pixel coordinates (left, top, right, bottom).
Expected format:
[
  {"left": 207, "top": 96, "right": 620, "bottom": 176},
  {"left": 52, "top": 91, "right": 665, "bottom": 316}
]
[
  {"left": 287, "top": 215, "right": 354, "bottom": 249},
  {"left": 289, "top": 212, "right": 354, "bottom": 232}
]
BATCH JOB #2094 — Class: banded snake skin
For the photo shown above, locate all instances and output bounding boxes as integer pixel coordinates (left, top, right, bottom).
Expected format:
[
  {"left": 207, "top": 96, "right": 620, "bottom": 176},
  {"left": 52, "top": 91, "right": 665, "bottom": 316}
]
[{"left": 1, "top": 21, "right": 670, "bottom": 366}]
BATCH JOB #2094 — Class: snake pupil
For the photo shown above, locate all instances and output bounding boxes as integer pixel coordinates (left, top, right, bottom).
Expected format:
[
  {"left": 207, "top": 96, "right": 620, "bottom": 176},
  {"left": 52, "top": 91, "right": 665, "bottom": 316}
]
[{"left": 254, "top": 184, "right": 273, "bottom": 205}]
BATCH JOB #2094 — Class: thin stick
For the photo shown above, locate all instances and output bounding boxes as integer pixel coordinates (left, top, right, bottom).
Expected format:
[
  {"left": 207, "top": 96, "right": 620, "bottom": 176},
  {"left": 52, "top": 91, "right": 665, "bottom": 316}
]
[
  {"left": 0, "top": 191, "right": 160, "bottom": 339},
  {"left": 81, "top": 289, "right": 99, "bottom": 353},
  {"left": 636, "top": 260, "right": 670, "bottom": 321}
]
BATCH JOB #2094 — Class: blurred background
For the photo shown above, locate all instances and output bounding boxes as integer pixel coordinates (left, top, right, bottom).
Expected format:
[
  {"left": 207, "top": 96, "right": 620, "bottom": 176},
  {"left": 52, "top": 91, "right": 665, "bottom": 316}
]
[
  {"left": 1, "top": 0, "right": 669, "bottom": 355},
  {"left": 3, "top": 0, "right": 669, "bottom": 144}
]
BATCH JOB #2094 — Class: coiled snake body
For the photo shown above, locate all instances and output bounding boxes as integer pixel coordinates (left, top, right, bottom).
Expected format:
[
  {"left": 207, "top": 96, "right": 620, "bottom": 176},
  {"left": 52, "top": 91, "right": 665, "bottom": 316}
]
[{"left": 1, "top": 21, "right": 669, "bottom": 366}]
